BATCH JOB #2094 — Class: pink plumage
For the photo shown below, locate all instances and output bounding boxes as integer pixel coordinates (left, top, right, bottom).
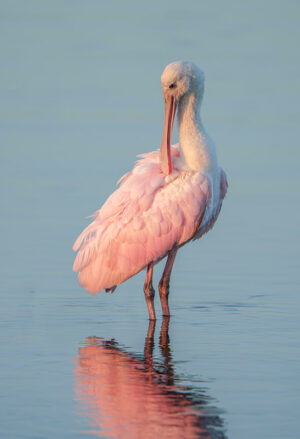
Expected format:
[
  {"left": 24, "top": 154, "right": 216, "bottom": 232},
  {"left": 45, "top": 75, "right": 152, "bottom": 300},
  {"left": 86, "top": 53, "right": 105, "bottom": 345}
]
[{"left": 73, "top": 61, "right": 228, "bottom": 319}]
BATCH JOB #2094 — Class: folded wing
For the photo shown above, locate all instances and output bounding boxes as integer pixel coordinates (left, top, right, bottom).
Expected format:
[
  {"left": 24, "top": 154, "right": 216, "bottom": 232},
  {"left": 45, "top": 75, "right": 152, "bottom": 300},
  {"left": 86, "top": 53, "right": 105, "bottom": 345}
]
[{"left": 73, "top": 150, "right": 210, "bottom": 294}]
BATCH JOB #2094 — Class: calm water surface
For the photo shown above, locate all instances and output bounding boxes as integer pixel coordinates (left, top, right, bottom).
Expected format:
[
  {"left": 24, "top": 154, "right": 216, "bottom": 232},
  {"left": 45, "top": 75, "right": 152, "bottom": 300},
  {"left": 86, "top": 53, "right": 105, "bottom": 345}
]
[{"left": 1, "top": 1, "right": 300, "bottom": 438}]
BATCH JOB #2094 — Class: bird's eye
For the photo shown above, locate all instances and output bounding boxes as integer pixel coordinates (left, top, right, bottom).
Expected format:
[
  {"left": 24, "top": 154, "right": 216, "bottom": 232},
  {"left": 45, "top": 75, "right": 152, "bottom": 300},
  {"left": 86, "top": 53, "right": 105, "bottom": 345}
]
[{"left": 169, "top": 82, "right": 176, "bottom": 89}]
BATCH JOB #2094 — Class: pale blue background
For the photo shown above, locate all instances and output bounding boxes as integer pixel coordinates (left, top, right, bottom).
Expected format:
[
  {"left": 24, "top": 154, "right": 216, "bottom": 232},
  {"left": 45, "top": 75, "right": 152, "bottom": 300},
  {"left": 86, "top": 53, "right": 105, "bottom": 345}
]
[{"left": 1, "top": 1, "right": 299, "bottom": 438}]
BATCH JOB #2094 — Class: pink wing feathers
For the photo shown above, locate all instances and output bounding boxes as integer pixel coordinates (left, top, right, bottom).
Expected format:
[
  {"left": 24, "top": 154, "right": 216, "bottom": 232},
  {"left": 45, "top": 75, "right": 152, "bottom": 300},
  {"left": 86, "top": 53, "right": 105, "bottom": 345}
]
[{"left": 73, "top": 149, "right": 210, "bottom": 294}]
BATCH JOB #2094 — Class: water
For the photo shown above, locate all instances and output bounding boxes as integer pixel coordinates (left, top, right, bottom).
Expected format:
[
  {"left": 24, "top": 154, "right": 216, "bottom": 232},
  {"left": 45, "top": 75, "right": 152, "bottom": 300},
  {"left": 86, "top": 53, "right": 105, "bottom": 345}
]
[{"left": 1, "top": 1, "right": 300, "bottom": 438}]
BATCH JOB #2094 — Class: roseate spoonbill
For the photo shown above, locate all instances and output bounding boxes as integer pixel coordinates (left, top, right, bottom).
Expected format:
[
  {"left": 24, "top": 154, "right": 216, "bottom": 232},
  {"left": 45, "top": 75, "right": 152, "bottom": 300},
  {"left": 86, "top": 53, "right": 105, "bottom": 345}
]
[{"left": 73, "top": 61, "right": 228, "bottom": 320}]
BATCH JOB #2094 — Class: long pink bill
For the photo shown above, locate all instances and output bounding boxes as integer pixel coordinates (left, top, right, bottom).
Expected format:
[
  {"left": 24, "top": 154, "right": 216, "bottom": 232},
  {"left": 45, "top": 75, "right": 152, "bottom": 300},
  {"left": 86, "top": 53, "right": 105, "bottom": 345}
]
[{"left": 160, "top": 95, "right": 177, "bottom": 175}]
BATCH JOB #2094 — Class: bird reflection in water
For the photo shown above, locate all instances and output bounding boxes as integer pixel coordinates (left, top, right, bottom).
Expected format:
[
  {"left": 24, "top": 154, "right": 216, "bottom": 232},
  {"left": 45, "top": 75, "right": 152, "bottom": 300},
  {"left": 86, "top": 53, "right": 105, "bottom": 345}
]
[{"left": 74, "top": 318, "right": 226, "bottom": 438}]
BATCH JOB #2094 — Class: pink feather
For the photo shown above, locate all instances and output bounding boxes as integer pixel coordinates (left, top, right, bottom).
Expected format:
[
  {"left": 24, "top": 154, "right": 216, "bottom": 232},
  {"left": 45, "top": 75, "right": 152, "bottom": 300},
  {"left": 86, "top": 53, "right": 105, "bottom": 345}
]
[{"left": 73, "top": 149, "right": 222, "bottom": 294}]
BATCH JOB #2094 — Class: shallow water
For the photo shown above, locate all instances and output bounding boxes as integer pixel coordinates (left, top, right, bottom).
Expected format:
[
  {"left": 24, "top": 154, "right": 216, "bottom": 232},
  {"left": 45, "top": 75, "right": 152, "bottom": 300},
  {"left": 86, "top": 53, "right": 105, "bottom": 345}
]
[{"left": 1, "top": 1, "right": 300, "bottom": 438}]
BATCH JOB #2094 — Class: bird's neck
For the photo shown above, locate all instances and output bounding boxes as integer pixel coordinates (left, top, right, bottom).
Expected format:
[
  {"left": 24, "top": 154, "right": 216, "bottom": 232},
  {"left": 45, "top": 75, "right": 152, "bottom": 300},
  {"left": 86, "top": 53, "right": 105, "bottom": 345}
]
[{"left": 177, "top": 92, "right": 216, "bottom": 173}]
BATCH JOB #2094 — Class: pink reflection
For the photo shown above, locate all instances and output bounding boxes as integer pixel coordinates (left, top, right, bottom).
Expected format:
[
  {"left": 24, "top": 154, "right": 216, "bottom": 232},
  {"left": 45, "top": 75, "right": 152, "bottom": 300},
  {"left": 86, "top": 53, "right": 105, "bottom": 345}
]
[{"left": 74, "top": 320, "right": 221, "bottom": 438}]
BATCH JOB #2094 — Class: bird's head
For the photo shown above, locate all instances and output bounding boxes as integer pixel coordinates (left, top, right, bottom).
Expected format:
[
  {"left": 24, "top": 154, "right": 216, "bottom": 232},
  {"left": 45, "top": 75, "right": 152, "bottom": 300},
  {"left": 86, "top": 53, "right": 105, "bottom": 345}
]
[
  {"left": 161, "top": 61, "right": 205, "bottom": 102},
  {"left": 160, "top": 61, "right": 205, "bottom": 175}
]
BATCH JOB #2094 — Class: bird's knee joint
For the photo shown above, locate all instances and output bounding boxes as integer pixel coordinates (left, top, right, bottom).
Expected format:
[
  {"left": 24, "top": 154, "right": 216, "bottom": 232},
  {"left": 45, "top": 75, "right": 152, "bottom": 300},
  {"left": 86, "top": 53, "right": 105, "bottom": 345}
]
[
  {"left": 144, "top": 284, "right": 155, "bottom": 299},
  {"left": 159, "top": 281, "right": 170, "bottom": 297}
]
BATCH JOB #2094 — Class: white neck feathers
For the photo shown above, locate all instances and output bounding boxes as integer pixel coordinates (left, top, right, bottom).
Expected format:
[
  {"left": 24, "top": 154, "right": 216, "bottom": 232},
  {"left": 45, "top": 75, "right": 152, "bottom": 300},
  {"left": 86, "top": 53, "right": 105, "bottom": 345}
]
[{"left": 177, "top": 91, "right": 216, "bottom": 174}]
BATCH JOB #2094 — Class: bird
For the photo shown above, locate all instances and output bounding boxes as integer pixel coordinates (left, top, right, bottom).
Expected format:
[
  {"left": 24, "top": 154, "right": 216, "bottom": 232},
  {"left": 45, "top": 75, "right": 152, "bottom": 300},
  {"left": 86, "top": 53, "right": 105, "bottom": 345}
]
[{"left": 73, "top": 61, "right": 228, "bottom": 320}]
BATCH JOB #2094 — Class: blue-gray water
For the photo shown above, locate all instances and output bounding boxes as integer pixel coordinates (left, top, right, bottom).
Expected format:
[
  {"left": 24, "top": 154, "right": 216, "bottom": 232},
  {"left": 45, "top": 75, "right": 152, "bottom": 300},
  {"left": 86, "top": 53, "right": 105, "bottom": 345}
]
[{"left": 1, "top": 1, "right": 300, "bottom": 438}]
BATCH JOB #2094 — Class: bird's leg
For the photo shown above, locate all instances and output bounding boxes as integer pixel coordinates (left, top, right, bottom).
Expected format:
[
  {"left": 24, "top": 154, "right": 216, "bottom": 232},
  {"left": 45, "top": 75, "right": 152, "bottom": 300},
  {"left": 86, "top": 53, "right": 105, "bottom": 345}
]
[
  {"left": 158, "top": 248, "right": 178, "bottom": 317},
  {"left": 144, "top": 262, "right": 156, "bottom": 320}
]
